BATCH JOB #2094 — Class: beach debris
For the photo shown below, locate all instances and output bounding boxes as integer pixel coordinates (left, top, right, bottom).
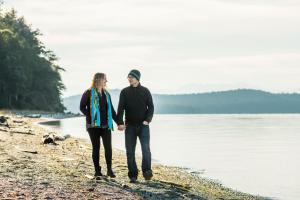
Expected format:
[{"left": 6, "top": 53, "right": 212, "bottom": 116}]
[
  {"left": 85, "top": 174, "right": 94, "bottom": 179},
  {"left": 54, "top": 135, "right": 65, "bottom": 141},
  {"left": 10, "top": 128, "right": 34, "bottom": 135},
  {"left": 43, "top": 134, "right": 58, "bottom": 145},
  {"left": 122, "top": 184, "right": 130, "bottom": 189},
  {"left": 190, "top": 169, "right": 205, "bottom": 175},
  {"left": 42, "top": 132, "right": 70, "bottom": 145},
  {"left": 14, "top": 145, "right": 38, "bottom": 154},
  {"left": 54, "top": 134, "right": 70, "bottom": 141},
  {"left": 12, "top": 119, "right": 24, "bottom": 124},
  {"left": 0, "top": 116, "right": 8, "bottom": 123},
  {"left": 63, "top": 134, "right": 71, "bottom": 139},
  {"left": 0, "top": 127, "right": 8, "bottom": 132},
  {"left": 0, "top": 116, "right": 9, "bottom": 128},
  {"left": 40, "top": 181, "right": 49, "bottom": 185},
  {"left": 79, "top": 145, "right": 92, "bottom": 150},
  {"left": 25, "top": 114, "right": 41, "bottom": 118},
  {"left": 21, "top": 150, "right": 38, "bottom": 154}
]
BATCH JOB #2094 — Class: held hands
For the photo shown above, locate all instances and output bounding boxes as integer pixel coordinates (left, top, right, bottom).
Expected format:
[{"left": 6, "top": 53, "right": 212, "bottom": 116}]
[
  {"left": 143, "top": 121, "right": 149, "bottom": 125},
  {"left": 118, "top": 125, "right": 125, "bottom": 131},
  {"left": 117, "top": 121, "right": 149, "bottom": 131}
]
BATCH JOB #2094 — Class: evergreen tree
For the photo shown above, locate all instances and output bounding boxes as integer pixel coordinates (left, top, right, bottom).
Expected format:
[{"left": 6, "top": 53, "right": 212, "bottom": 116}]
[{"left": 0, "top": 4, "right": 65, "bottom": 112}]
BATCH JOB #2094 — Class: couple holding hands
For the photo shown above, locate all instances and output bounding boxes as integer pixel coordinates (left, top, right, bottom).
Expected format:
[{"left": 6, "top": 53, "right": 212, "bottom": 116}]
[{"left": 80, "top": 69, "right": 154, "bottom": 183}]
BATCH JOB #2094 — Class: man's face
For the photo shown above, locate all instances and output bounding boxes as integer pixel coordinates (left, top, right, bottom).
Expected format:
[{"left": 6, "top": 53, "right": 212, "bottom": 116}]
[{"left": 127, "top": 75, "right": 138, "bottom": 85}]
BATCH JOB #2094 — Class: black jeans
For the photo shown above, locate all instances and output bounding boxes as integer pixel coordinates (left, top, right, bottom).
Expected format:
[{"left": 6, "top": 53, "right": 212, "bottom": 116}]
[
  {"left": 125, "top": 124, "right": 152, "bottom": 178},
  {"left": 87, "top": 128, "right": 112, "bottom": 172}
]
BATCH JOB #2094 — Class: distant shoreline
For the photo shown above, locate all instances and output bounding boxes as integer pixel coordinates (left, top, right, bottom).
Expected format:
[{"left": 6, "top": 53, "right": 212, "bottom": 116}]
[{"left": 63, "top": 89, "right": 300, "bottom": 115}]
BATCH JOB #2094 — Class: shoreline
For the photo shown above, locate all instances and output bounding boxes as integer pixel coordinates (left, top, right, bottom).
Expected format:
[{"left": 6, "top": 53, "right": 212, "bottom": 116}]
[
  {"left": 35, "top": 117, "right": 234, "bottom": 189},
  {"left": 0, "top": 112, "right": 270, "bottom": 199}
]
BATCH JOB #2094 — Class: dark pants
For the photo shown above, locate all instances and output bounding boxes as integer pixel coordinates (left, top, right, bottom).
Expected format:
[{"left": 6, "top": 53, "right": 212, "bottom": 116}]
[
  {"left": 87, "top": 128, "right": 112, "bottom": 173},
  {"left": 125, "top": 124, "right": 152, "bottom": 178}
]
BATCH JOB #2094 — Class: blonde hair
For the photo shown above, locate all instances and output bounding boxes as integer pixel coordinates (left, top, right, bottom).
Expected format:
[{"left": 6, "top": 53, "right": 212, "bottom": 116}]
[{"left": 91, "top": 73, "right": 106, "bottom": 89}]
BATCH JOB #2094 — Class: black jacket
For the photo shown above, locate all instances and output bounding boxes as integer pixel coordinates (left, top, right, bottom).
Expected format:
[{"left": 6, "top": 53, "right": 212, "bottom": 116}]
[
  {"left": 80, "top": 89, "right": 117, "bottom": 128},
  {"left": 117, "top": 84, "right": 154, "bottom": 126}
]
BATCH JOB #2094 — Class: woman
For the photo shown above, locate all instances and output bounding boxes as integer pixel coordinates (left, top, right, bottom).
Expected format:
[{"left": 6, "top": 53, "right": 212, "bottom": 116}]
[{"left": 80, "top": 73, "right": 118, "bottom": 178}]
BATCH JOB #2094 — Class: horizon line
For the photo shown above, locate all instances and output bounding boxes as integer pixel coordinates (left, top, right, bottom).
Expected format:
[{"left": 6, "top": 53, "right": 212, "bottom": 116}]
[{"left": 63, "top": 88, "right": 300, "bottom": 98}]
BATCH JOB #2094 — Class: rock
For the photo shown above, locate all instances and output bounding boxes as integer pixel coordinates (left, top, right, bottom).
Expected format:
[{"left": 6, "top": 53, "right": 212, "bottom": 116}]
[
  {"left": 122, "top": 184, "right": 130, "bottom": 189},
  {"left": 190, "top": 169, "right": 205, "bottom": 175},
  {"left": 54, "top": 135, "right": 65, "bottom": 141},
  {"left": 0, "top": 116, "right": 9, "bottom": 127},
  {"left": 41, "top": 181, "right": 49, "bottom": 185},
  {"left": 0, "top": 116, "right": 8, "bottom": 123},
  {"left": 44, "top": 132, "right": 68, "bottom": 143},
  {"left": 43, "top": 135, "right": 57, "bottom": 145},
  {"left": 63, "top": 134, "right": 71, "bottom": 139}
]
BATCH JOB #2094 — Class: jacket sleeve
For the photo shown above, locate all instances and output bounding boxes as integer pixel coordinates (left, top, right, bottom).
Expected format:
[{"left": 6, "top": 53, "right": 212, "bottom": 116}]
[
  {"left": 145, "top": 88, "right": 154, "bottom": 123},
  {"left": 80, "top": 90, "right": 89, "bottom": 116},
  {"left": 116, "top": 90, "right": 125, "bottom": 125}
]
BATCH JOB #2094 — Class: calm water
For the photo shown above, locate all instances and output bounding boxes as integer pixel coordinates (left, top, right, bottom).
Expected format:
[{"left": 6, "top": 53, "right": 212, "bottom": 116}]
[{"left": 40, "top": 114, "right": 300, "bottom": 200}]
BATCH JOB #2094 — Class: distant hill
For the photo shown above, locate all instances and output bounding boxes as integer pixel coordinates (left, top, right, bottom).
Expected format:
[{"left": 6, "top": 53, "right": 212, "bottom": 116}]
[{"left": 63, "top": 89, "right": 300, "bottom": 114}]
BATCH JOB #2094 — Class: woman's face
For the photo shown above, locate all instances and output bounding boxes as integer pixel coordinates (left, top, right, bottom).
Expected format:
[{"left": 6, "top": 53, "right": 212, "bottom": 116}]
[
  {"left": 101, "top": 75, "right": 107, "bottom": 87},
  {"left": 96, "top": 75, "right": 107, "bottom": 88}
]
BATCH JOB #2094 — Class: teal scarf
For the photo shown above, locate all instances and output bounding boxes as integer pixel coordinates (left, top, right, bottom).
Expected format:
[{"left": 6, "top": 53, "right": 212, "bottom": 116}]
[{"left": 90, "top": 87, "right": 114, "bottom": 130}]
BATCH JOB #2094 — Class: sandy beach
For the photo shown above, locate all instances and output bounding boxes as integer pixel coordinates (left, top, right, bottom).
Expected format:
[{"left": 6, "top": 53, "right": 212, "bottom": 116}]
[{"left": 0, "top": 111, "right": 269, "bottom": 200}]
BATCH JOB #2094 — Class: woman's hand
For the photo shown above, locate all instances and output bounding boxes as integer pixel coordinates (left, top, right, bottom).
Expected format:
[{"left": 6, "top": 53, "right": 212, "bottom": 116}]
[
  {"left": 143, "top": 121, "right": 149, "bottom": 125},
  {"left": 118, "top": 125, "right": 125, "bottom": 131}
]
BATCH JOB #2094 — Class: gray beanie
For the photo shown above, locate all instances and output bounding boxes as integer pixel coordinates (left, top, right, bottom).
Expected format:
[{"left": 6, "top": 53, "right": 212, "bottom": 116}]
[{"left": 128, "top": 69, "right": 141, "bottom": 81}]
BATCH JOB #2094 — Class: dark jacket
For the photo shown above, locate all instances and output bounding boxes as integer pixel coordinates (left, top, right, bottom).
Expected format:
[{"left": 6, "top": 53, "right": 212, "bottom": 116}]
[
  {"left": 117, "top": 83, "right": 154, "bottom": 126},
  {"left": 80, "top": 89, "right": 117, "bottom": 129}
]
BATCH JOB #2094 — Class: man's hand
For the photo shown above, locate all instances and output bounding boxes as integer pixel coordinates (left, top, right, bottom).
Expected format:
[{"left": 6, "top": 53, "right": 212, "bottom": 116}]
[
  {"left": 118, "top": 125, "right": 125, "bottom": 131},
  {"left": 143, "top": 121, "right": 149, "bottom": 125}
]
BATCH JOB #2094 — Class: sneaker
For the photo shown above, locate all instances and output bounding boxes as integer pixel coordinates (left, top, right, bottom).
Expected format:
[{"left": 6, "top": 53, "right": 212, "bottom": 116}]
[
  {"left": 107, "top": 169, "right": 116, "bottom": 178},
  {"left": 143, "top": 170, "right": 153, "bottom": 181},
  {"left": 129, "top": 177, "right": 137, "bottom": 183}
]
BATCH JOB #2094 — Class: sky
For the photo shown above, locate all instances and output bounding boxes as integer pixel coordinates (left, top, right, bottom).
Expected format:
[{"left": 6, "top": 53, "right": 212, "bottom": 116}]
[{"left": 3, "top": 0, "right": 300, "bottom": 97}]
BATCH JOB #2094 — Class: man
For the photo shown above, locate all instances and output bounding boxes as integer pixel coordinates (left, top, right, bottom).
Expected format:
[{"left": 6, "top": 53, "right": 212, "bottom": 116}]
[{"left": 117, "top": 69, "right": 154, "bottom": 183}]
